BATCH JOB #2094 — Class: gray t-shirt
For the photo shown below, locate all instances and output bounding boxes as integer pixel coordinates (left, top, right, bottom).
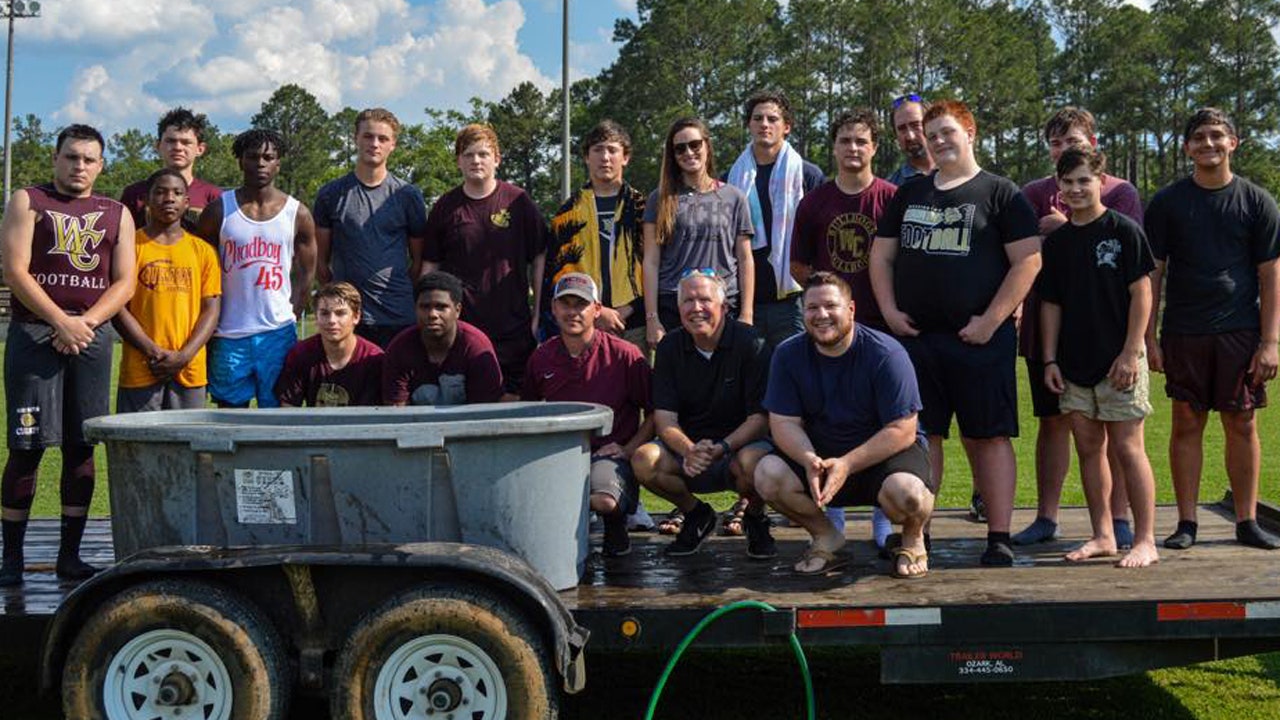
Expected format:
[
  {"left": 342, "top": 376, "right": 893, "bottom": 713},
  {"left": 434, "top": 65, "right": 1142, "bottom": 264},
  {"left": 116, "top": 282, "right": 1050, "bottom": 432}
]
[
  {"left": 314, "top": 172, "right": 429, "bottom": 327},
  {"left": 643, "top": 183, "right": 754, "bottom": 299}
]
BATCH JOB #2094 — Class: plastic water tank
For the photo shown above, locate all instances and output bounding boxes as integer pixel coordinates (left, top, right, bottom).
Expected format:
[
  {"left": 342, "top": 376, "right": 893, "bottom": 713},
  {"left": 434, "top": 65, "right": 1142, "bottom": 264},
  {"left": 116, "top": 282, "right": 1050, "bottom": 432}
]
[{"left": 84, "top": 402, "right": 613, "bottom": 590}]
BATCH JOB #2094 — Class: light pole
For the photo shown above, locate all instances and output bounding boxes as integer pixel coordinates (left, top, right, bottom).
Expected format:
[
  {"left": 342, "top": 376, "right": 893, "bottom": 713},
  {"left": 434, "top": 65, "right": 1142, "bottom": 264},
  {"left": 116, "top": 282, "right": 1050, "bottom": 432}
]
[
  {"left": 2, "top": 0, "right": 40, "bottom": 207},
  {"left": 561, "top": 0, "right": 571, "bottom": 199}
]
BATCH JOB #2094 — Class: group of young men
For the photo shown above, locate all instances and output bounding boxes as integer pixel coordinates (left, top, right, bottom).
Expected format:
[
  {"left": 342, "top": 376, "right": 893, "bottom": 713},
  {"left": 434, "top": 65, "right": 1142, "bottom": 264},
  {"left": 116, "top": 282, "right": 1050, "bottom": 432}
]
[{"left": 0, "top": 90, "right": 1275, "bottom": 586}]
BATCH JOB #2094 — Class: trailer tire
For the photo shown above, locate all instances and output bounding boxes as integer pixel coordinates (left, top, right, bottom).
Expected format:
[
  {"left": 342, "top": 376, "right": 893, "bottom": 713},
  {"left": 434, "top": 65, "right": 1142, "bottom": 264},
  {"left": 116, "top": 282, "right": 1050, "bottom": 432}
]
[
  {"left": 61, "top": 579, "right": 289, "bottom": 720},
  {"left": 331, "top": 582, "right": 558, "bottom": 720}
]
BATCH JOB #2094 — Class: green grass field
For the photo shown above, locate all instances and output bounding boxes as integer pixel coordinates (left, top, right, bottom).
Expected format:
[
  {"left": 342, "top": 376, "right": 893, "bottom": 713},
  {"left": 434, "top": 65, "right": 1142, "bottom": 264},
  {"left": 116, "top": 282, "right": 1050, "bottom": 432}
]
[
  {"left": 1, "top": 335, "right": 1278, "bottom": 719},
  {"left": 8, "top": 337, "right": 1273, "bottom": 518}
]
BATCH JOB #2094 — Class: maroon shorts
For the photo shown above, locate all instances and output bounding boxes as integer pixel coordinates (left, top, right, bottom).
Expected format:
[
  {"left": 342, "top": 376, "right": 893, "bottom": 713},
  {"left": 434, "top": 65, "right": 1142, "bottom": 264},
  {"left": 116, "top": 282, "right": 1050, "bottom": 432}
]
[{"left": 1161, "top": 330, "right": 1267, "bottom": 412}]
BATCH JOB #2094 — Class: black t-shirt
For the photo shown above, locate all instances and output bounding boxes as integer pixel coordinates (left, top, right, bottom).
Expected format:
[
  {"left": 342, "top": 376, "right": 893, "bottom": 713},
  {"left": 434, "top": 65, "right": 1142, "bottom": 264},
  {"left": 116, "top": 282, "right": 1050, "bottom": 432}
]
[
  {"left": 1039, "top": 210, "right": 1156, "bottom": 386},
  {"left": 652, "top": 320, "right": 769, "bottom": 441},
  {"left": 594, "top": 193, "right": 620, "bottom": 305},
  {"left": 732, "top": 160, "right": 824, "bottom": 303},
  {"left": 1145, "top": 176, "right": 1280, "bottom": 335},
  {"left": 876, "top": 171, "right": 1039, "bottom": 333}
]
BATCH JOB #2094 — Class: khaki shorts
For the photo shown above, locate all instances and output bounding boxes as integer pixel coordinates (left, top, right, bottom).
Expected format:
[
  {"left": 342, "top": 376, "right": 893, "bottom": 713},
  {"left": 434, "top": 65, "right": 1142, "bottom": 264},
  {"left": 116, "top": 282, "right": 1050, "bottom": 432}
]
[{"left": 1060, "top": 365, "right": 1152, "bottom": 422}]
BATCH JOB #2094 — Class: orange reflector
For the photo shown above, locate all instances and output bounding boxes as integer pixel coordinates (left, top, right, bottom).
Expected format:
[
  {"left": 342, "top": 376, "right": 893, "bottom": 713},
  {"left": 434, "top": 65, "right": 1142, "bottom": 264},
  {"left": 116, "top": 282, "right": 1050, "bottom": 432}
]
[
  {"left": 620, "top": 619, "right": 640, "bottom": 638},
  {"left": 1157, "top": 602, "right": 1247, "bottom": 621},
  {"left": 798, "top": 609, "right": 886, "bottom": 628}
]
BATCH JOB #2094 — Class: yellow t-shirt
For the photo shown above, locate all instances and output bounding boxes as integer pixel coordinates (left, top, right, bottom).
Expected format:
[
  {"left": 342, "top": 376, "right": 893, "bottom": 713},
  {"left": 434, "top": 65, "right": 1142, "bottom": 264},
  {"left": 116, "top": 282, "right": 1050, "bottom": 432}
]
[{"left": 119, "top": 230, "right": 222, "bottom": 389}]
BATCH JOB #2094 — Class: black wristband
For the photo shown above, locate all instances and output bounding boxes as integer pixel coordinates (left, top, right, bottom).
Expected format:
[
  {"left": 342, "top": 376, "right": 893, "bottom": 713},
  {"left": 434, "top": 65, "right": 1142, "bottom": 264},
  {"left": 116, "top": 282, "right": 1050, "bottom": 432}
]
[
  {"left": 1044, "top": 360, "right": 1059, "bottom": 367},
  {"left": 717, "top": 439, "right": 732, "bottom": 455}
]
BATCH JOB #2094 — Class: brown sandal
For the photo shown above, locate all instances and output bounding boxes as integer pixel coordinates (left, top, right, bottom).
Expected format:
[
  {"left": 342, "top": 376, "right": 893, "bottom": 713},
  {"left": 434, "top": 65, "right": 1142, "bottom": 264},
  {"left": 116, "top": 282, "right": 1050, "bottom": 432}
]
[
  {"left": 720, "top": 497, "right": 750, "bottom": 536},
  {"left": 657, "top": 509, "right": 684, "bottom": 536}
]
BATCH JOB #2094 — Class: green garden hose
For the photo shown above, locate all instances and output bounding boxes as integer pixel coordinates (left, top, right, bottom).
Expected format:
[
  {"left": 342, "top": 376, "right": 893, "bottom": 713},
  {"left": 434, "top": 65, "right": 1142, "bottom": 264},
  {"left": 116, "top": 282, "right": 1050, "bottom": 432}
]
[{"left": 643, "top": 599, "right": 816, "bottom": 720}]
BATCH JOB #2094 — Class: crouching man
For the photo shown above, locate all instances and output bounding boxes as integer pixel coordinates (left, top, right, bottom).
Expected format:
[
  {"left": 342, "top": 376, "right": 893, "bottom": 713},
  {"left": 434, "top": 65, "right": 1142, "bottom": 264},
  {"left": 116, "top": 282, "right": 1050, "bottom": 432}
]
[
  {"left": 755, "top": 272, "right": 936, "bottom": 577},
  {"left": 631, "top": 270, "right": 775, "bottom": 558}
]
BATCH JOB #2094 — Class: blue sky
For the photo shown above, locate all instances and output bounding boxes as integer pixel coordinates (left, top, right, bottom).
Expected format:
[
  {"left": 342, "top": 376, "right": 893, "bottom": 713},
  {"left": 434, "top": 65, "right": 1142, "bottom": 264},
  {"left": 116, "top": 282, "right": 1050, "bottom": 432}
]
[{"left": 2, "top": 0, "right": 635, "bottom": 138}]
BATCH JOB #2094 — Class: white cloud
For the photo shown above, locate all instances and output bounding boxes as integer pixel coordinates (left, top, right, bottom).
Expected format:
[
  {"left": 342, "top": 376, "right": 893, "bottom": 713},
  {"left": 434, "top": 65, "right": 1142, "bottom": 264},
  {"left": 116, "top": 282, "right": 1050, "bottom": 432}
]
[
  {"left": 38, "top": 0, "right": 560, "bottom": 134},
  {"left": 614, "top": 0, "right": 636, "bottom": 12}
]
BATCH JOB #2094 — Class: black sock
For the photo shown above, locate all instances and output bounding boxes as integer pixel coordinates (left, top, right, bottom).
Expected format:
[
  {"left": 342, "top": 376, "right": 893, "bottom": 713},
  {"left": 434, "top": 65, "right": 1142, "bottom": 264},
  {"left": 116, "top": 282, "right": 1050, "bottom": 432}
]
[
  {"left": 1164, "top": 520, "right": 1198, "bottom": 549},
  {"left": 1, "top": 519, "right": 27, "bottom": 565},
  {"left": 987, "top": 531, "right": 1011, "bottom": 546},
  {"left": 1237, "top": 520, "right": 1280, "bottom": 550},
  {"left": 59, "top": 514, "right": 88, "bottom": 560}
]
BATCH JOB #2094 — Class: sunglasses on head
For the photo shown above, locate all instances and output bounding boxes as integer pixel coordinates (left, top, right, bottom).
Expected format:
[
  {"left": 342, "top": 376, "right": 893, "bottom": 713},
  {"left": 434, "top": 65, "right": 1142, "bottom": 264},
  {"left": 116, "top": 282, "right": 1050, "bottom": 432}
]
[
  {"left": 892, "top": 93, "right": 923, "bottom": 110},
  {"left": 673, "top": 138, "right": 705, "bottom": 155},
  {"left": 679, "top": 267, "right": 718, "bottom": 280}
]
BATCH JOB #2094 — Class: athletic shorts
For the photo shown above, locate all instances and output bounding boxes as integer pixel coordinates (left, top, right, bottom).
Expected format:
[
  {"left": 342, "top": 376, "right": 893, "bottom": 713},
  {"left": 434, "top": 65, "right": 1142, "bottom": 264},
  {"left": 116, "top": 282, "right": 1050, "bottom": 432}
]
[
  {"left": 643, "top": 437, "right": 772, "bottom": 495},
  {"left": 778, "top": 441, "right": 936, "bottom": 507},
  {"left": 117, "top": 382, "right": 208, "bottom": 413},
  {"left": 1060, "top": 362, "right": 1153, "bottom": 422},
  {"left": 1025, "top": 357, "right": 1061, "bottom": 418},
  {"left": 1162, "top": 330, "right": 1267, "bottom": 413},
  {"left": 899, "top": 323, "right": 1019, "bottom": 439},
  {"left": 208, "top": 323, "right": 296, "bottom": 408},
  {"left": 590, "top": 455, "right": 638, "bottom": 514},
  {"left": 5, "top": 321, "right": 112, "bottom": 449}
]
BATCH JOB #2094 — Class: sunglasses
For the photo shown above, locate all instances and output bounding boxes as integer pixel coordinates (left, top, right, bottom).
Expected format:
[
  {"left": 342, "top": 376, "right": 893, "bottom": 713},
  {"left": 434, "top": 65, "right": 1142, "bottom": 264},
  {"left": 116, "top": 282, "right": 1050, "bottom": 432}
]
[
  {"left": 673, "top": 138, "right": 705, "bottom": 156},
  {"left": 679, "top": 267, "right": 718, "bottom": 279},
  {"left": 892, "top": 93, "right": 923, "bottom": 110}
]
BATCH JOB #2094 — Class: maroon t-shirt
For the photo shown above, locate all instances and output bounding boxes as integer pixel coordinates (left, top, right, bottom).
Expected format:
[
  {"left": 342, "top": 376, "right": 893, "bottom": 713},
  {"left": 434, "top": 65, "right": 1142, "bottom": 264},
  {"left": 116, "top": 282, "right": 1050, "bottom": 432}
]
[
  {"left": 1019, "top": 174, "right": 1144, "bottom": 358},
  {"left": 521, "top": 331, "right": 652, "bottom": 451},
  {"left": 274, "top": 334, "right": 384, "bottom": 407},
  {"left": 120, "top": 176, "right": 222, "bottom": 234},
  {"left": 13, "top": 184, "right": 123, "bottom": 323},
  {"left": 791, "top": 178, "right": 897, "bottom": 330},
  {"left": 423, "top": 181, "right": 547, "bottom": 365},
  {"left": 381, "top": 321, "right": 503, "bottom": 405}
]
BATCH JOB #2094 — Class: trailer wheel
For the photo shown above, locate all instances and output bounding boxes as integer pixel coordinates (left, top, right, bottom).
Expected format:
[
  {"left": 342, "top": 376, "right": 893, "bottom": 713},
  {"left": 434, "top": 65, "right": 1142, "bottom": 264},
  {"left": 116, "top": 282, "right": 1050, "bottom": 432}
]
[
  {"left": 61, "top": 579, "right": 289, "bottom": 720},
  {"left": 332, "top": 582, "right": 558, "bottom": 720}
]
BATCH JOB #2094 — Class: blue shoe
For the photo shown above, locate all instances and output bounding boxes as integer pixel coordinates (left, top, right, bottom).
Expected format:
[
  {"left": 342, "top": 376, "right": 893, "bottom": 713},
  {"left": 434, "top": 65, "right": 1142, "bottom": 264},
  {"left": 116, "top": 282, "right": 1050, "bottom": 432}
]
[
  {"left": 1113, "top": 518, "right": 1134, "bottom": 550},
  {"left": 1011, "top": 517, "right": 1059, "bottom": 545},
  {"left": 872, "top": 508, "right": 893, "bottom": 548}
]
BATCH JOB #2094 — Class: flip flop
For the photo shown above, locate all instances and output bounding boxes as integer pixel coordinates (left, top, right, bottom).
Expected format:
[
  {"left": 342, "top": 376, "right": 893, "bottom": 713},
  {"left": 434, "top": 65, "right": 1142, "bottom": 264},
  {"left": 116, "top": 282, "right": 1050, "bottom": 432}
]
[
  {"left": 720, "top": 497, "right": 749, "bottom": 536},
  {"left": 794, "top": 546, "right": 850, "bottom": 576},
  {"left": 657, "top": 509, "right": 684, "bottom": 536},
  {"left": 891, "top": 547, "right": 929, "bottom": 579}
]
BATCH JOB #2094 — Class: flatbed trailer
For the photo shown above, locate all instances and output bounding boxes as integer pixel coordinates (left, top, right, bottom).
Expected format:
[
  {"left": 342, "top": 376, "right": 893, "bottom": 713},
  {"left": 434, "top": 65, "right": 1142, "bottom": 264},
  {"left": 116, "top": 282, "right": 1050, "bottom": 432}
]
[{"left": 3, "top": 498, "right": 1279, "bottom": 709}]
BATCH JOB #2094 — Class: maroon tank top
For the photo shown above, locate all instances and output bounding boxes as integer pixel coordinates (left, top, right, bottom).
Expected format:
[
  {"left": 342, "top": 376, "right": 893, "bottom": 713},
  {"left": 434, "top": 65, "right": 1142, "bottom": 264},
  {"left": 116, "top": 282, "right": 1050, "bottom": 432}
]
[{"left": 12, "top": 184, "right": 123, "bottom": 323}]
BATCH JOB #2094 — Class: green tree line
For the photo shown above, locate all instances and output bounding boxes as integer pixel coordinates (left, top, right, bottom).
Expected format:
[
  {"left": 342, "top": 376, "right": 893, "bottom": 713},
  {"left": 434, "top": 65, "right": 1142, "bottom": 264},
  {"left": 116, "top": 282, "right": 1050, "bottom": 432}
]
[{"left": 6, "top": 0, "right": 1280, "bottom": 214}]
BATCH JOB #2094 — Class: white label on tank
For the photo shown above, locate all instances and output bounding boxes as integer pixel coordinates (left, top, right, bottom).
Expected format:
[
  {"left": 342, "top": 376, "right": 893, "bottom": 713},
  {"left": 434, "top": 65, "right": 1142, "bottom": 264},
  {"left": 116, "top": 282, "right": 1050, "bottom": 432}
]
[{"left": 234, "top": 469, "right": 298, "bottom": 524}]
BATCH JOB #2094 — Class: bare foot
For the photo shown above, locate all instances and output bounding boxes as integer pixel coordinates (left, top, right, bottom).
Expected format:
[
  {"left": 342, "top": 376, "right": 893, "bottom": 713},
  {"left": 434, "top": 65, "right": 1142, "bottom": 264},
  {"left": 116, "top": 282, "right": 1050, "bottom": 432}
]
[
  {"left": 1116, "top": 541, "right": 1160, "bottom": 568},
  {"left": 1065, "top": 537, "right": 1118, "bottom": 562}
]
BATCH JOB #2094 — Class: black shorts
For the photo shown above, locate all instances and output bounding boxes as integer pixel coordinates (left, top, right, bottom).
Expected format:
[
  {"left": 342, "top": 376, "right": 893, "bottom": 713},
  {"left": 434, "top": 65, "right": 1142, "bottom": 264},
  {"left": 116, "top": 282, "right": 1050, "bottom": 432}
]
[
  {"left": 1025, "top": 357, "right": 1061, "bottom": 418},
  {"left": 780, "top": 441, "right": 936, "bottom": 507},
  {"left": 5, "top": 322, "right": 112, "bottom": 449},
  {"left": 899, "top": 323, "right": 1019, "bottom": 439},
  {"left": 1162, "top": 330, "right": 1267, "bottom": 412}
]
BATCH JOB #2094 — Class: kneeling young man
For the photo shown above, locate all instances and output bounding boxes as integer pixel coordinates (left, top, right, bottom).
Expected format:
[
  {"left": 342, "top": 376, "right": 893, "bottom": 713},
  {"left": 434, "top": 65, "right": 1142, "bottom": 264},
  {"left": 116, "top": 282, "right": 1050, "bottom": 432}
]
[
  {"left": 1041, "top": 147, "right": 1159, "bottom": 568},
  {"left": 275, "top": 282, "right": 384, "bottom": 407},
  {"left": 523, "top": 273, "right": 653, "bottom": 557},
  {"left": 755, "top": 272, "right": 936, "bottom": 577},
  {"left": 631, "top": 271, "right": 775, "bottom": 558}
]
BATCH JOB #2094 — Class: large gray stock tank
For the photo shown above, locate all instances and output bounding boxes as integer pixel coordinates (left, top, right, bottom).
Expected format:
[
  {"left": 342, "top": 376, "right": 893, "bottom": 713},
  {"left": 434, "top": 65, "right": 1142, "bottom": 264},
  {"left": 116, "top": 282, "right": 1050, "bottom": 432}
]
[{"left": 83, "top": 402, "right": 613, "bottom": 590}]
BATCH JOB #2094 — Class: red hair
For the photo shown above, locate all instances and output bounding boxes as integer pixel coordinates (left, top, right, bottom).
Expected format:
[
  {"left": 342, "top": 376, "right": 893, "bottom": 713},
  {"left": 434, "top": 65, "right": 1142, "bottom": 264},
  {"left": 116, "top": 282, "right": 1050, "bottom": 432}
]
[{"left": 923, "top": 100, "right": 977, "bottom": 136}]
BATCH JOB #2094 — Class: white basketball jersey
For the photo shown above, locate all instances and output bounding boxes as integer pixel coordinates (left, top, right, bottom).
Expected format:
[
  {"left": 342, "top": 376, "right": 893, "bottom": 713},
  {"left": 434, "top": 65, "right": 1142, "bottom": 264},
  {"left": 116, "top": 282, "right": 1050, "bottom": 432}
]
[{"left": 216, "top": 190, "right": 299, "bottom": 338}]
